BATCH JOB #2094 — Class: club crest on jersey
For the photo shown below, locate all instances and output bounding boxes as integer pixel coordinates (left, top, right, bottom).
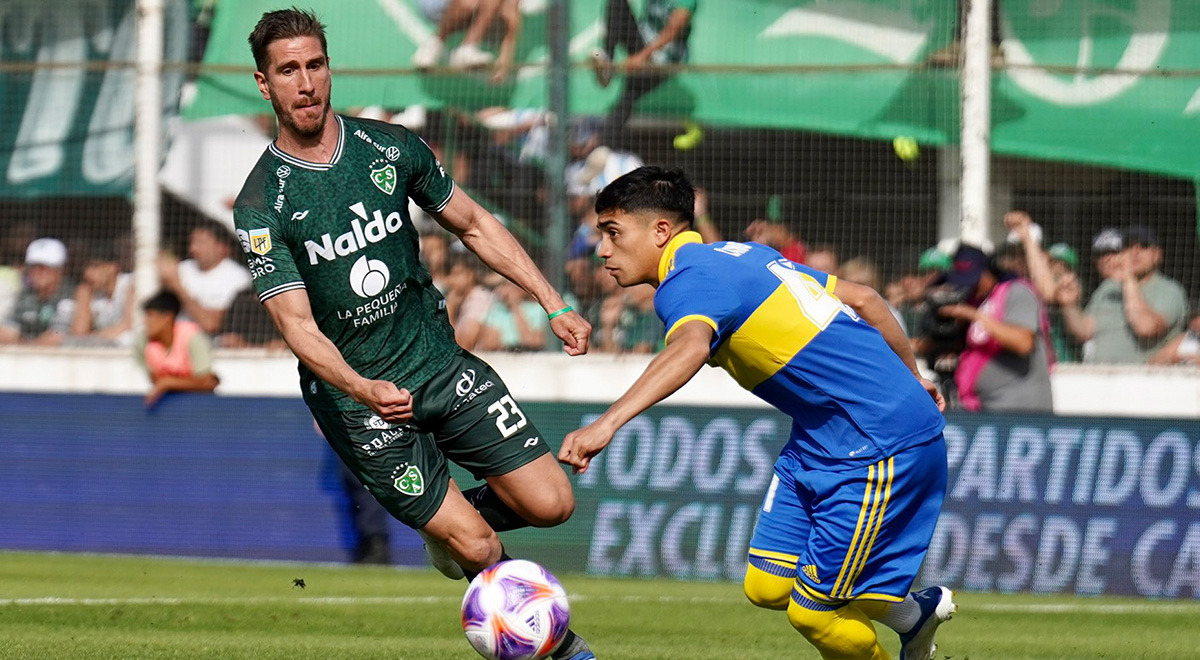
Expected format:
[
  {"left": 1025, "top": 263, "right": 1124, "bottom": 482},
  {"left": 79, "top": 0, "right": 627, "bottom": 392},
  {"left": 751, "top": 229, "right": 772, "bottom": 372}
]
[
  {"left": 249, "top": 228, "right": 272, "bottom": 255},
  {"left": 370, "top": 160, "right": 397, "bottom": 195},
  {"left": 392, "top": 465, "right": 424, "bottom": 496}
]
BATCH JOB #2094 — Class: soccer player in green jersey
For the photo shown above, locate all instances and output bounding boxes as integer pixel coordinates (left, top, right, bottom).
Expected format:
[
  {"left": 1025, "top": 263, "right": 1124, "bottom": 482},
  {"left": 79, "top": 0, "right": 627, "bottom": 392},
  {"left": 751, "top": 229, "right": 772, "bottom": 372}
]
[{"left": 235, "top": 9, "right": 595, "bottom": 658}]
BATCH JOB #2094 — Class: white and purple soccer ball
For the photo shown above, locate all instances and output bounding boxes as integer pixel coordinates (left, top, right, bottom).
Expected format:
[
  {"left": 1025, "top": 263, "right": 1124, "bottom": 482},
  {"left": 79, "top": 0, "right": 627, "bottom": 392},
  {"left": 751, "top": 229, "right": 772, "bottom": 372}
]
[{"left": 461, "top": 559, "right": 571, "bottom": 660}]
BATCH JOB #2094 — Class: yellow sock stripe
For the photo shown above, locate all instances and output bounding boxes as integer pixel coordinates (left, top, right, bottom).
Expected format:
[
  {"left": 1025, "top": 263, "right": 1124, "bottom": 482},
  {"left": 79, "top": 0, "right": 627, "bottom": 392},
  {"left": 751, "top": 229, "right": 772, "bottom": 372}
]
[
  {"left": 748, "top": 548, "right": 800, "bottom": 564},
  {"left": 831, "top": 463, "right": 875, "bottom": 597},
  {"left": 748, "top": 556, "right": 798, "bottom": 579},
  {"left": 844, "top": 458, "right": 895, "bottom": 598},
  {"left": 839, "top": 460, "right": 886, "bottom": 599},
  {"left": 797, "top": 581, "right": 842, "bottom": 604},
  {"left": 854, "top": 592, "right": 906, "bottom": 603}
]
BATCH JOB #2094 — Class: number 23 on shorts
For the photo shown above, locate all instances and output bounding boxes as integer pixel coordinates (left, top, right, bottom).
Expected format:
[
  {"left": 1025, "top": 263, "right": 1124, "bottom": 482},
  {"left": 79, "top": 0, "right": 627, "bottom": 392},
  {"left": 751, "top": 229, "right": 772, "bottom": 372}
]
[{"left": 487, "top": 395, "right": 528, "bottom": 438}]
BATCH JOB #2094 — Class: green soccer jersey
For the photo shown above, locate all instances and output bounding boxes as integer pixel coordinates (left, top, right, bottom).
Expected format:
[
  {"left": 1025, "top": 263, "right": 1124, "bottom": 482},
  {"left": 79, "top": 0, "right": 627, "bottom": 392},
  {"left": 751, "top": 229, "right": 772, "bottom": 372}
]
[{"left": 233, "top": 114, "right": 458, "bottom": 411}]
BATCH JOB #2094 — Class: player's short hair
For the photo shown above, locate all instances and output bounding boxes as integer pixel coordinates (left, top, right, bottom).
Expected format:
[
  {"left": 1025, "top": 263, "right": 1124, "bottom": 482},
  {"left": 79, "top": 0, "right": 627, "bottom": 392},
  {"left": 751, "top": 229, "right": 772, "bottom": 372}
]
[
  {"left": 143, "top": 290, "right": 181, "bottom": 316},
  {"left": 248, "top": 7, "right": 328, "bottom": 74},
  {"left": 594, "top": 166, "right": 694, "bottom": 227}
]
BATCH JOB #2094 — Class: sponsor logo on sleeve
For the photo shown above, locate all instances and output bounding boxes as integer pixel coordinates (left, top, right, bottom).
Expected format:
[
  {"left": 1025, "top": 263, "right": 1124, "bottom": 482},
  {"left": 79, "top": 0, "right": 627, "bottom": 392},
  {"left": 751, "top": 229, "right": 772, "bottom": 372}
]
[{"left": 249, "top": 228, "right": 272, "bottom": 255}]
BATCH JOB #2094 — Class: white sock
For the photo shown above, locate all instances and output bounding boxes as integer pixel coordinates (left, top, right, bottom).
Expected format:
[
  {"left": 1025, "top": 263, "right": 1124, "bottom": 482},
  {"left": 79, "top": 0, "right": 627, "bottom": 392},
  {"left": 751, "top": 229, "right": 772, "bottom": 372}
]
[{"left": 876, "top": 593, "right": 922, "bottom": 633}]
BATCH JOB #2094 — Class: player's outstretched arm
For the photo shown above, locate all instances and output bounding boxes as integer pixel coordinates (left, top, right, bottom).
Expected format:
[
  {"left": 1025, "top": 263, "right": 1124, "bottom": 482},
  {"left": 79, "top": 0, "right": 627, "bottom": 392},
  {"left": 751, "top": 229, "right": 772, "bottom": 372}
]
[
  {"left": 263, "top": 289, "right": 414, "bottom": 422},
  {"left": 432, "top": 188, "right": 591, "bottom": 355},
  {"left": 834, "top": 278, "right": 945, "bottom": 411},
  {"left": 558, "top": 320, "right": 712, "bottom": 473}
]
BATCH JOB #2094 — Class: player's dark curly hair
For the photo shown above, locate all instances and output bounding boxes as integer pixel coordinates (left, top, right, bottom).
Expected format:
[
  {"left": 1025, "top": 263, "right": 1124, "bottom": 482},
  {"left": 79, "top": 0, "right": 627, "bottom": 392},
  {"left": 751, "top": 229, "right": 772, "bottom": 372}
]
[
  {"left": 594, "top": 166, "right": 694, "bottom": 227},
  {"left": 248, "top": 7, "right": 328, "bottom": 74}
]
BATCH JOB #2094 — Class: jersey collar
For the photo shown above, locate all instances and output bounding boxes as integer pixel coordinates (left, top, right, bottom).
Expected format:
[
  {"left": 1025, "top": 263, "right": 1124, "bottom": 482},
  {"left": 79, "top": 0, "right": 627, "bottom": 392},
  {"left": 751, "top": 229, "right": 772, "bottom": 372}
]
[
  {"left": 268, "top": 114, "right": 345, "bottom": 171},
  {"left": 657, "top": 230, "right": 703, "bottom": 283}
]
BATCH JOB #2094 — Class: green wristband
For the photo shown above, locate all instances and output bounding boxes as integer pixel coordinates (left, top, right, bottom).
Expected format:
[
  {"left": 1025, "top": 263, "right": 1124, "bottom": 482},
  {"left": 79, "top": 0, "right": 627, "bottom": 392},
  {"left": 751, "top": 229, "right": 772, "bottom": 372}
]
[{"left": 547, "top": 305, "right": 574, "bottom": 320}]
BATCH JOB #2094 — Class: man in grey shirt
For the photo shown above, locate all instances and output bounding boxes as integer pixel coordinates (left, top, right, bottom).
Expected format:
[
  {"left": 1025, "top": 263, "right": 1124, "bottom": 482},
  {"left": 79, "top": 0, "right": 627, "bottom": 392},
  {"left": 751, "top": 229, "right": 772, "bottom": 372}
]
[
  {"left": 1059, "top": 226, "right": 1188, "bottom": 364},
  {"left": 937, "top": 245, "right": 1054, "bottom": 412}
]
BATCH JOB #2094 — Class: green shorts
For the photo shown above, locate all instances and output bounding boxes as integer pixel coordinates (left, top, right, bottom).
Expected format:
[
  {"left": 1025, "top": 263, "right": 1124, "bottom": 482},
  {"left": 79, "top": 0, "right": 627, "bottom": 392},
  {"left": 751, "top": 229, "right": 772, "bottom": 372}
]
[{"left": 311, "top": 350, "right": 550, "bottom": 529}]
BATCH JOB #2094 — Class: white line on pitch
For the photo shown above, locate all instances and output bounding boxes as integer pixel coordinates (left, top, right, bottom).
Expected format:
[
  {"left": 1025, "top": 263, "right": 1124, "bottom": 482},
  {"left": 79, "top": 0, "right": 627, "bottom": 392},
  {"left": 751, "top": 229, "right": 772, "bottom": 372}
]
[
  {"left": 969, "top": 602, "right": 1200, "bottom": 614},
  {"left": 2, "top": 596, "right": 1198, "bottom": 613},
  {"left": 0, "top": 594, "right": 731, "bottom": 607},
  {"left": 0, "top": 596, "right": 454, "bottom": 606}
]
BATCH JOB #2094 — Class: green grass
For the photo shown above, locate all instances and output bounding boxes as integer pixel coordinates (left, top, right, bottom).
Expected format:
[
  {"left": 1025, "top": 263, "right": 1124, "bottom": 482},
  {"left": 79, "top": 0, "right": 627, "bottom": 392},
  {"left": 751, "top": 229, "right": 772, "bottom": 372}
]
[{"left": 1, "top": 551, "right": 1197, "bottom": 659}]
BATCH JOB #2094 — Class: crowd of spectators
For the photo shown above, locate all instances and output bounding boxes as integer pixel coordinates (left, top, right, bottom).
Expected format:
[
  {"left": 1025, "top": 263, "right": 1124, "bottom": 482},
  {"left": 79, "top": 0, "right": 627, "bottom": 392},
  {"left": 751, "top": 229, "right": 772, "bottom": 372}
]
[
  {"left": 2, "top": 198, "right": 1193, "bottom": 375},
  {"left": 878, "top": 212, "right": 1194, "bottom": 412},
  {"left": 3, "top": 0, "right": 1196, "bottom": 417}
]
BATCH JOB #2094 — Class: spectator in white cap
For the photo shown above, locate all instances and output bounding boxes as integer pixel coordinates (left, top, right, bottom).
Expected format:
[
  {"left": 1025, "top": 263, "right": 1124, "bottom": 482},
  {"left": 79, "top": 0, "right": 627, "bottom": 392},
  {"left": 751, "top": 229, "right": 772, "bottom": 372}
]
[
  {"left": 0, "top": 238, "right": 75, "bottom": 345},
  {"left": 1089, "top": 227, "right": 1124, "bottom": 280}
]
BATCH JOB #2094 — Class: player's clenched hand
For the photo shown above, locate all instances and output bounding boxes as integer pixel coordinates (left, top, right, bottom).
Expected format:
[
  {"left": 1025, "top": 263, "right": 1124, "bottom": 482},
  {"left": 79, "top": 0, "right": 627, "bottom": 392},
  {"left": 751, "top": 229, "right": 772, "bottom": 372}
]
[
  {"left": 919, "top": 377, "right": 946, "bottom": 412},
  {"left": 358, "top": 380, "right": 414, "bottom": 423},
  {"left": 557, "top": 422, "right": 614, "bottom": 474},
  {"left": 549, "top": 311, "right": 592, "bottom": 356}
]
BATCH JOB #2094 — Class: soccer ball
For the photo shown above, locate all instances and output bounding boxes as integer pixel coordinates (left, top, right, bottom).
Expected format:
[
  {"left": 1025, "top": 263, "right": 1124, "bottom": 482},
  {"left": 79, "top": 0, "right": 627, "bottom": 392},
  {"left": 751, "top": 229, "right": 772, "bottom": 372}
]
[{"left": 461, "top": 559, "right": 570, "bottom": 660}]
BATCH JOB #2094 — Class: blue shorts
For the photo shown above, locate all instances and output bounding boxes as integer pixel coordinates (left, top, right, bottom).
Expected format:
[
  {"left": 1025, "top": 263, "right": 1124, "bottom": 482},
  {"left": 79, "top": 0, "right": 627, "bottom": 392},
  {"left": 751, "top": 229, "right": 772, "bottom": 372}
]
[{"left": 748, "top": 434, "right": 947, "bottom": 603}]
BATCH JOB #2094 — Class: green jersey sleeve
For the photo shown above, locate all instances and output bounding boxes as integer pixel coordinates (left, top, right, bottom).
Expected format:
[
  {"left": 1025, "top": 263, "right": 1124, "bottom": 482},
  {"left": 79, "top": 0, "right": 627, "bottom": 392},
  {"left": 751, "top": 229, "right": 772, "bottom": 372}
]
[
  {"left": 233, "top": 205, "right": 306, "bottom": 303},
  {"left": 406, "top": 133, "right": 455, "bottom": 213}
]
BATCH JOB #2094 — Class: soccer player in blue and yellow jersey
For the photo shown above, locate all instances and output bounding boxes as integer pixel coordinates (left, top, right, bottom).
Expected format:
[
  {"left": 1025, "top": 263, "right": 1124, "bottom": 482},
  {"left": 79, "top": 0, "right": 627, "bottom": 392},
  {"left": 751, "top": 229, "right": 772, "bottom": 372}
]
[{"left": 559, "top": 167, "right": 955, "bottom": 660}]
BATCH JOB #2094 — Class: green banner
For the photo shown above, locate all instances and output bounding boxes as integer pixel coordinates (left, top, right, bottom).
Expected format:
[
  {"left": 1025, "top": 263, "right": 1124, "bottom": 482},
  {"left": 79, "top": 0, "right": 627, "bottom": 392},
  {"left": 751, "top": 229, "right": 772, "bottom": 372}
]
[
  {"left": 992, "top": 1, "right": 1200, "bottom": 178},
  {"left": 0, "top": 0, "right": 189, "bottom": 197},
  {"left": 191, "top": 0, "right": 1200, "bottom": 182}
]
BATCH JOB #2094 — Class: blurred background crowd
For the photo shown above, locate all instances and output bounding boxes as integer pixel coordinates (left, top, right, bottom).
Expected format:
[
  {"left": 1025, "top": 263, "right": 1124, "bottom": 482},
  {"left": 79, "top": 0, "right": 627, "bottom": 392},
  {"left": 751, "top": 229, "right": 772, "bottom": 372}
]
[{"left": 1, "top": 0, "right": 1198, "bottom": 415}]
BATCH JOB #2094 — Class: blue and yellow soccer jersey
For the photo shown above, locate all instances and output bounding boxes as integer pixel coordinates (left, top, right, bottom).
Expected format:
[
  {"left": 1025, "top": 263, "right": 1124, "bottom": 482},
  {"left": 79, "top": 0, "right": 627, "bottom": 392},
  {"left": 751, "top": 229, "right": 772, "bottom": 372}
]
[{"left": 654, "top": 232, "right": 945, "bottom": 468}]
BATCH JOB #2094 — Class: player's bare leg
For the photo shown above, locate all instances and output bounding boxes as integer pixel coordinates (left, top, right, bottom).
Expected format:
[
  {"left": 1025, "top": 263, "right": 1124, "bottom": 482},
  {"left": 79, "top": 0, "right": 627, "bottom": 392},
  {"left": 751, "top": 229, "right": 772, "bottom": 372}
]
[
  {"left": 420, "top": 479, "right": 502, "bottom": 575},
  {"left": 484, "top": 453, "right": 575, "bottom": 527}
]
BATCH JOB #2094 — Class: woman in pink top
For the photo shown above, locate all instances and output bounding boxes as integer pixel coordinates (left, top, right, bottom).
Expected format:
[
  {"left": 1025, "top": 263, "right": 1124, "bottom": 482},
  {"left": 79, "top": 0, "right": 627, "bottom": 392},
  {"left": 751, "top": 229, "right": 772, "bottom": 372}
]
[{"left": 137, "top": 291, "right": 219, "bottom": 407}]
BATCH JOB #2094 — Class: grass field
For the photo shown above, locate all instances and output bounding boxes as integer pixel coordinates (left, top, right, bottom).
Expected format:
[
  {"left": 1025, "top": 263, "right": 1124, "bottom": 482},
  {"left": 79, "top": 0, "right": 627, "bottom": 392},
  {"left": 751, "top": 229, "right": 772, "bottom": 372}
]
[{"left": 1, "top": 551, "right": 1197, "bottom": 660}]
